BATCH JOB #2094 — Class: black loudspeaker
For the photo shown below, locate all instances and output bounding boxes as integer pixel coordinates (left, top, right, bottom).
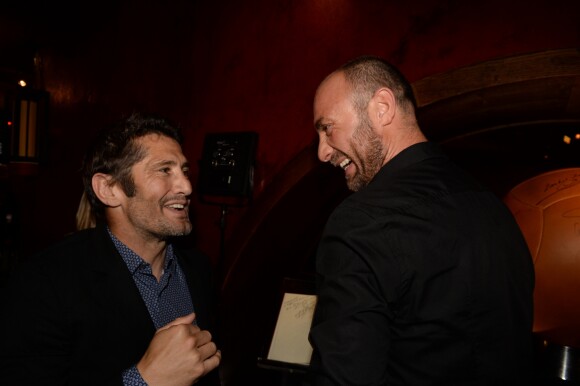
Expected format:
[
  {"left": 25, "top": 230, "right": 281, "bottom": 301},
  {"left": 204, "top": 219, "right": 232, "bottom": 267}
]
[{"left": 197, "top": 132, "right": 258, "bottom": 198}]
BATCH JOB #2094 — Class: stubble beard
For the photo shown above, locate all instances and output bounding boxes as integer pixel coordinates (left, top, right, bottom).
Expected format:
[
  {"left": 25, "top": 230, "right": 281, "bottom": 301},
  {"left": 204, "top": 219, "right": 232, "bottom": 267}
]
[
  {"left": 128, "top": 197, "right": 193, "bottom": 241},
  {"left": 347, "top": 113, "right": 384, "bottom": 192},
  {"left": 155, "top": 205, "right": 193, "bottom": 238},
  {"left": 141, "top": 217, "right": 192, "bottom": 242}
]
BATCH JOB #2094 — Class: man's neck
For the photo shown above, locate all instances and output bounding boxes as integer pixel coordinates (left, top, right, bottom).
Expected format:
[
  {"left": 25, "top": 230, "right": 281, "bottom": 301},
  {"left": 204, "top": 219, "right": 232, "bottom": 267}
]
[{"left": 108, "top": 224, "right": 168, "bottom": 280}]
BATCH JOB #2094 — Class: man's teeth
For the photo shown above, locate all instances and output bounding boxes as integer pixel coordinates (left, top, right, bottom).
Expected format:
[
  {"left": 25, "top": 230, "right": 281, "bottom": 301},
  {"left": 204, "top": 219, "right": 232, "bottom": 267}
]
[
  {"left": 339, "top": 159, "right": 352, "bottom": 170},
  {"left": 167, "top": 204, "right": 185, "bottom": 209}
]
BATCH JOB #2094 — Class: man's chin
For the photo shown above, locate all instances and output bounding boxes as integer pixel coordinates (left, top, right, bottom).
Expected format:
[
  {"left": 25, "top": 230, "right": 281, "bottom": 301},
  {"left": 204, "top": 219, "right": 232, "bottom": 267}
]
[
  {"left": 347, "top": 176, "right": 368, "bottom": 192},
  {"left": 168, "top": 222, "right": 193, "bottom": 237},
  {"left": 179, "top": 223, "right": 193, "bottom": 236}
]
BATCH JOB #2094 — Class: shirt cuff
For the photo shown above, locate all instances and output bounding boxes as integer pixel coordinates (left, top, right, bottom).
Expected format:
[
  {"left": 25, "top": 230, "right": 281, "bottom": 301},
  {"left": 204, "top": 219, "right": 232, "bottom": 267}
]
[{"left": 122, "top": 365, "right": 148, "bottom": 386}]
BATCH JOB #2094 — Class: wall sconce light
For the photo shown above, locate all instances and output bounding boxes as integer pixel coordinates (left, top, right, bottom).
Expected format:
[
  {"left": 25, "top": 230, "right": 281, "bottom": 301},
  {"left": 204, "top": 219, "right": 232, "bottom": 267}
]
[
  {"left": 1, "top": 83, "right": 49, "bottom": 175},
  {"left": 10, "top": 85, "right": 48, "bottom": 165}
]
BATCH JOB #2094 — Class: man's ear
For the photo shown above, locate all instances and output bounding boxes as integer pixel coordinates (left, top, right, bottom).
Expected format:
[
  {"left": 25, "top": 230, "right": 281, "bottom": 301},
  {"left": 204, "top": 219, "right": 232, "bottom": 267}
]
[
  {"left": 92, "top": 173, "right": 122, "bottom": 207},
  {"left": 368, "top": 87, "right": 396, "bottom": 129}
]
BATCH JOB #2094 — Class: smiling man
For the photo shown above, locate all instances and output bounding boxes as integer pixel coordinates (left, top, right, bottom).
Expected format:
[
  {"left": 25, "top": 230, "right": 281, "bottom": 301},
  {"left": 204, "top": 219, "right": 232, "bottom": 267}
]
[
  {"left": 0, "top": 113, "right": 221, "bottom": 386},
  {"left": 308, "top": 56, "right": 535, "bottom": 385}
]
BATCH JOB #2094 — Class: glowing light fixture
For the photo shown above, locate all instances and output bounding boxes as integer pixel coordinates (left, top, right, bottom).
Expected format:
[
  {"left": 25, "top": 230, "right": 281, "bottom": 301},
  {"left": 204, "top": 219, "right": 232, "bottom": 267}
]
[
  {"left": 563, "top": 135, "right": 571, "bottom": 145},
  {"left": 10, "top": 83, "right": 48, "bottom": 165}
]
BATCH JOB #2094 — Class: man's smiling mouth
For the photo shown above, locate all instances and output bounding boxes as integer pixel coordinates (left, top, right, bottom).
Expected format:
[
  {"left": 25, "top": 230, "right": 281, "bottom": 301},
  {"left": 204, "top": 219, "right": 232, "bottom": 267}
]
[
  {"left": 166, "top": 203, "right": 186, "bottom": 210},
  {"left": 340, "top": 158, "right": 352, "bottom": 170}
]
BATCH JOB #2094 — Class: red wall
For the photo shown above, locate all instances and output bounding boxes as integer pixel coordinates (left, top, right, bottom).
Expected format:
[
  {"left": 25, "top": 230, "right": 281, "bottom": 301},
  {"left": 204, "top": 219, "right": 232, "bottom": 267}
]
[{"left": 4, "top": 0, "right": 579, "bottom": 266}]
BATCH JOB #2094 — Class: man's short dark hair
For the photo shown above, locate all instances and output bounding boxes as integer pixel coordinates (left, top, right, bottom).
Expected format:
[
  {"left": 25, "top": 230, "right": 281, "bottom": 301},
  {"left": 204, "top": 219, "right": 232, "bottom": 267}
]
[{"left": 339, "top": 55, "right": 417, "bottom": 116}]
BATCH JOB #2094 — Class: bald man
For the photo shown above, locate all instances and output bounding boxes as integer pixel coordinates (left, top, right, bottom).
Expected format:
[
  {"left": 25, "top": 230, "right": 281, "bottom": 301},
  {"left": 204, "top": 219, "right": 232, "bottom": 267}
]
[{"left": 308, "top": 56, "right": 534, "bottom": 385}]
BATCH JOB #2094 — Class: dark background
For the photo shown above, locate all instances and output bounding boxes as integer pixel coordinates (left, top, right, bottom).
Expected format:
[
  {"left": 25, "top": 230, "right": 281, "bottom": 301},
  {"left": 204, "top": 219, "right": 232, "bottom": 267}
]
[
  {"left": 1, "top": 1, "right": 579, "bottom": 384},
  {"left": 0, "top": 0, "right": 577, "bottom": 265}
]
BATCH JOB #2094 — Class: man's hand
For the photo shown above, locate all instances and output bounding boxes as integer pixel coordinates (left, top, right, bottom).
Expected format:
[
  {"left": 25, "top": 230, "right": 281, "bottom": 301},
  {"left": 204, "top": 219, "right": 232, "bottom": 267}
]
[{"left": 137, "top": 313, "right": 221, "bottom": 386}]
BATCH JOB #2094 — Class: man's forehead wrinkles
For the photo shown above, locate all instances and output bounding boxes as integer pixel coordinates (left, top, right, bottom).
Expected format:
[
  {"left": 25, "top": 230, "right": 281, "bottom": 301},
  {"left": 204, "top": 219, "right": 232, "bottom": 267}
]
[
  {"left": 148, "top": 158, "right": 175, "bottom": 165},
  {"left": 146, "top": 158, "right": 190, "bottom": 168}
]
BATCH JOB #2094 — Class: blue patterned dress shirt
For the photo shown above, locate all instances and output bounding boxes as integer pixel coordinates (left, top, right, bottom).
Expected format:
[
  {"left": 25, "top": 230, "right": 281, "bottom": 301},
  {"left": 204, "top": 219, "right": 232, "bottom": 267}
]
[{"left": 107, "top": 229, "right": 195, "bottom": 386}]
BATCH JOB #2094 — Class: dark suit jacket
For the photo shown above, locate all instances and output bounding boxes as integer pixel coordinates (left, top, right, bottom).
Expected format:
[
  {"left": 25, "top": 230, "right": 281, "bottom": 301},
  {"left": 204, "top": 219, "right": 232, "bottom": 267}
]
[
  {"left": 309, "top": 142, "right": 535, "bottom": 385},
  {"left": 0, "top": 224, "right": 220, "bottom": 386}
]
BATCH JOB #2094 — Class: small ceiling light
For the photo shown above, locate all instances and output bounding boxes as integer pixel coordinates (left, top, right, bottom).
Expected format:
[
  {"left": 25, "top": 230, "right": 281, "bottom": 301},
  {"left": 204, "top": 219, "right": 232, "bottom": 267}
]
[
  {"left": 18, "top": 80, "right": 27, "bottom": 87},
  {"left": 563, "top": 135, "right": 571, "bottom": 144}
]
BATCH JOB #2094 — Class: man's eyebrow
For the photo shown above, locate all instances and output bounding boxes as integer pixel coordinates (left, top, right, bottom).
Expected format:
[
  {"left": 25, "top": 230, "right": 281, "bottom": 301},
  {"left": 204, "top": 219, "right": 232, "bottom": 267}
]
[
  {"left": 149, "top": 159, "right": 190, "bottom": 169},
  {"left": 150, "top": 159, "right": 177, "bottom": 167}
]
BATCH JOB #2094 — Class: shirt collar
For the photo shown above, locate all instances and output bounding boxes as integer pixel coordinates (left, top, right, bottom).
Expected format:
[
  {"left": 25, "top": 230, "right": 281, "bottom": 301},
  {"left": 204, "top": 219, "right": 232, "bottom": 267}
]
[
  {"left": 372, "top": 141, "right": 446, "bottom": 183},
  {"left": 106, "top": 227, "right": 175, "bottom": 275}
]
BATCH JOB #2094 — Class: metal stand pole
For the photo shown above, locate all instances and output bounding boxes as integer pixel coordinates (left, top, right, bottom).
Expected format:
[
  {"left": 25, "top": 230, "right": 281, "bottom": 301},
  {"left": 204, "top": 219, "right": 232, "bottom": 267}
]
[{"left": 219, "top": 204, "right": 228, "bottom": 266}]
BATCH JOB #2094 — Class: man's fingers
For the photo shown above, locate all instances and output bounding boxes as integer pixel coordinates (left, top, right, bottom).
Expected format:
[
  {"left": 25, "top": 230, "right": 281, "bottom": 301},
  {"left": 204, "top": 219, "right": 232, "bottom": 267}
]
[
  {"left": 196, "top": 339, "right": 217, "bottom": 360},
  {"left": 202, "top": 349, "right": 221, "bottom": 373},
  {"left": 192, "top": 329, "right": 212, "bottom": 347}
]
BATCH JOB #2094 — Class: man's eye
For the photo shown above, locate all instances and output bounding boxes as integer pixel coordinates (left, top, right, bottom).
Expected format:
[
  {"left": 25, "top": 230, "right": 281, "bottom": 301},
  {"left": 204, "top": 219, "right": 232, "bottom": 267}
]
[{"left": 160, "top": 167, "right": 171, "bottom": 174}]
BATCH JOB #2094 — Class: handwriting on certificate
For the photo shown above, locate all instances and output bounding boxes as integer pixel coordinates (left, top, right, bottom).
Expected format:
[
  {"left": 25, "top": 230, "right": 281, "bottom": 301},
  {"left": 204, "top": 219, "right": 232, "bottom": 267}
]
[{"left": 267, "top": 293, "right": 318, "bottom": 365}]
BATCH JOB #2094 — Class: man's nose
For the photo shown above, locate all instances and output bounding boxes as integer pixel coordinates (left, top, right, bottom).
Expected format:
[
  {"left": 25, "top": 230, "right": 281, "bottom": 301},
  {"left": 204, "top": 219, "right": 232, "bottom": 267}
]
[
  {"left": 176, "top": 172, "right": 193, "bottom": 196},
  {"left": 317, "top": 134, "right": 332, "bottom": 163}
]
